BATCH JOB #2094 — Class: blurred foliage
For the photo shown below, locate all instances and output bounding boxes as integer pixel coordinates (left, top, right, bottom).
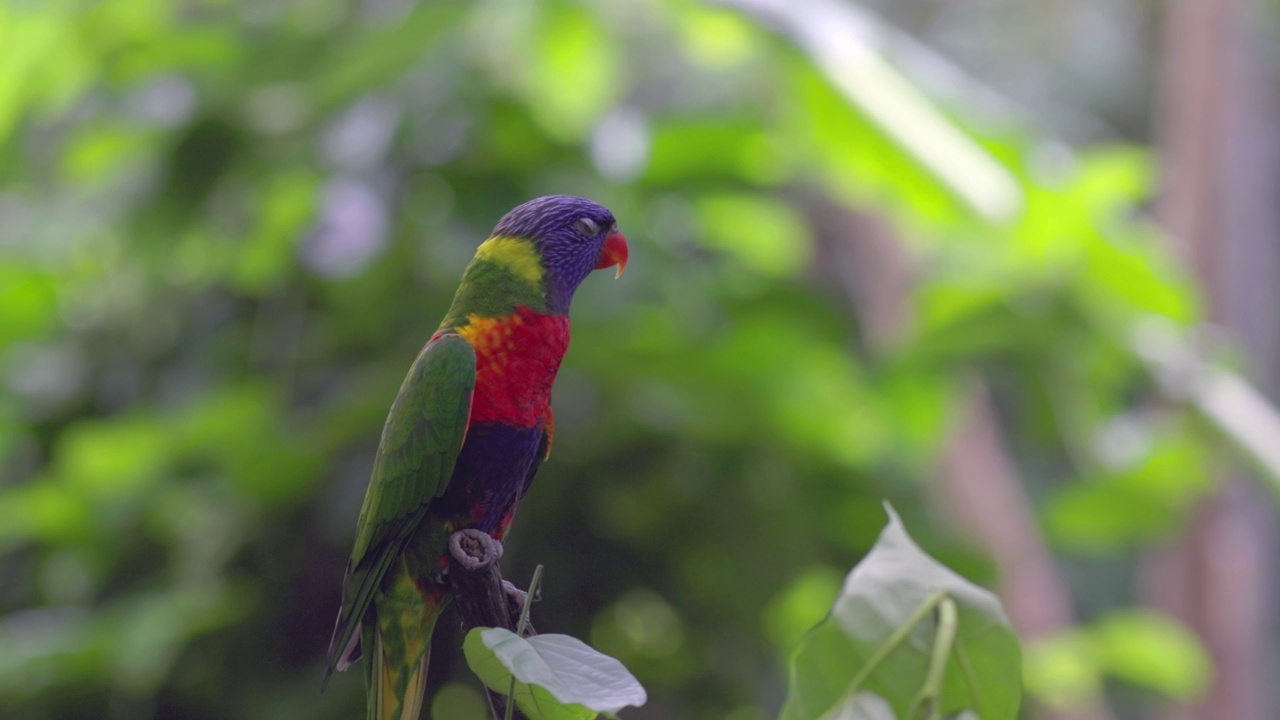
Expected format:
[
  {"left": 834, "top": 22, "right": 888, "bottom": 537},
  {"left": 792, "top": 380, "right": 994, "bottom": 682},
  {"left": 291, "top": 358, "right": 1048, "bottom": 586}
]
[
  {"left": 781, "top": 507, "right": 1020, "bottom": 720},
  {"left": 1024, "top": 609, "right": 1211, "bottom": 710},
  {"left": 0, "top": 0, "right": 1254, "bottom": 719}
]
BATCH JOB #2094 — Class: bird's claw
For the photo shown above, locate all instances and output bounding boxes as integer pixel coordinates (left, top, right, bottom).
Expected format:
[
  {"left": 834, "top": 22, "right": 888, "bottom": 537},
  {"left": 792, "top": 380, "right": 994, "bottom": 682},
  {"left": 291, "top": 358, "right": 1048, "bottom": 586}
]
[
  {"left": 502, "top": 580, "right": 527, "bottom": 609},
  {"left": 502, "top": 579, "right": 540, "bottom": 636}
]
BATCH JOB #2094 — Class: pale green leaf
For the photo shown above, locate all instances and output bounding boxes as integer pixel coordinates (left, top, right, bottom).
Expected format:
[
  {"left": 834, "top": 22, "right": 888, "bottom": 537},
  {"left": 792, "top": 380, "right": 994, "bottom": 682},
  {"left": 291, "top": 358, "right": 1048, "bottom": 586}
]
[
  {"left": 780, "top": 505, "right": 1021, "bottom": 720},
  {"left": 464, "top": 628, "right": 647, "bottom": 720},
  {"left": 818, "top": 692, "right": 897, "bottom": 720}
]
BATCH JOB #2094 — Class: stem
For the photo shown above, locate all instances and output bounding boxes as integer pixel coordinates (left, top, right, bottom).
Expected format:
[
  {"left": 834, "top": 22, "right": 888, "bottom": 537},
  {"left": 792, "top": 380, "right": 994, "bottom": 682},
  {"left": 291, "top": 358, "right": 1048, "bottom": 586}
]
[
  {"left": 516, "top": 565, "right": 543, "bottom": 637},
  {"left": 504, "top": 565, "right": 544, "bottom": 720},
  {"left": 843, "top": 589, "right": 948, "bottom": 699},
  {"left": 907, "top": 597, "right": 958, "bottom": 720}
]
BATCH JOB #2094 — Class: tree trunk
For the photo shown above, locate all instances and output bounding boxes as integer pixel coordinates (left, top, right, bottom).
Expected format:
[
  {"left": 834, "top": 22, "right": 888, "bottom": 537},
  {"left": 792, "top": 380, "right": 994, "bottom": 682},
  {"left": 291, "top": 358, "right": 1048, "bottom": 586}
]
[{"left": 1143, "top": 0, "right": 1280, "bottom": 717}]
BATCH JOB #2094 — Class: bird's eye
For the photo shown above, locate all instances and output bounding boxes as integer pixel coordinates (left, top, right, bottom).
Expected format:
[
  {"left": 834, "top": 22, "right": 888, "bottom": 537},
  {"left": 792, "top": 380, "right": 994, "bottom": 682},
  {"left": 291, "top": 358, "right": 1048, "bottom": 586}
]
[{"left": 574, "top": 217, "right": 600, "bottom": 236}]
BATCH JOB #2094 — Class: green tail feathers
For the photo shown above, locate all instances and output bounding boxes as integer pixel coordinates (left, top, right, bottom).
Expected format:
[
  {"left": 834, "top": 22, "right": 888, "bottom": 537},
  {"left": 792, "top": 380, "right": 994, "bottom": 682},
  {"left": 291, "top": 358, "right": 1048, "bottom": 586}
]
[
  {"left": 367, "top": 628, "right": 431, "bottom": 720},
  {"left": 363, "top": 572, "right": 449, "bottom": 720}
]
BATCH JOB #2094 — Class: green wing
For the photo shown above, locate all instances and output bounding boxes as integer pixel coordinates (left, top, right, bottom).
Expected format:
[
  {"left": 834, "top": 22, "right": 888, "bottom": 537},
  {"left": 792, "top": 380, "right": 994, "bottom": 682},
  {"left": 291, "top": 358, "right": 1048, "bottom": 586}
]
[{"left": 324, "top": 333, "right": 476, "bottom": 682}]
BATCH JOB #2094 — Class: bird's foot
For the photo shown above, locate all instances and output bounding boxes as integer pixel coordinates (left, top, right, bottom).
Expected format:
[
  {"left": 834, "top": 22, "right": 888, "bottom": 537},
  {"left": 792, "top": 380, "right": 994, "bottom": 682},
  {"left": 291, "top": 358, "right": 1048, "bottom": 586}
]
[
  {"left": 502, "top": 580, "right": 539, "bottom": 636},
  {"left": 502, "top": 580, "right": 527, "bottom": 609}
]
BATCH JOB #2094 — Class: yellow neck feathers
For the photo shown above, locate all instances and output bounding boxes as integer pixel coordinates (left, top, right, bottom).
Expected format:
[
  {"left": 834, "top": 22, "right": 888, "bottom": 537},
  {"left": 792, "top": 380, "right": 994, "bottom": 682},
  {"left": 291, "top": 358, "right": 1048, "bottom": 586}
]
[{"left": 474, "top": 236, "right": 543, "bottom": 286}]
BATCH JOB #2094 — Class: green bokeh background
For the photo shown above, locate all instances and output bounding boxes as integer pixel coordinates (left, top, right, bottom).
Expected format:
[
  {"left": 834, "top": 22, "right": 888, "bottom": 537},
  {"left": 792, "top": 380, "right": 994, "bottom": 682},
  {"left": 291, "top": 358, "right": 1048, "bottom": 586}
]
[{"left": 1, "top": 0, "right": 1271, "bottom": 718}]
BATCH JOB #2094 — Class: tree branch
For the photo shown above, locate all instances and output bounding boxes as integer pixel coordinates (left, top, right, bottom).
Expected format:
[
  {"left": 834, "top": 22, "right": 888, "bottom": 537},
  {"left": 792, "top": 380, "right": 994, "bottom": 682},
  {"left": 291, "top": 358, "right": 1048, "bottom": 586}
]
[{"left": 445, "top": 529, "right": 535, "bottom": 720}]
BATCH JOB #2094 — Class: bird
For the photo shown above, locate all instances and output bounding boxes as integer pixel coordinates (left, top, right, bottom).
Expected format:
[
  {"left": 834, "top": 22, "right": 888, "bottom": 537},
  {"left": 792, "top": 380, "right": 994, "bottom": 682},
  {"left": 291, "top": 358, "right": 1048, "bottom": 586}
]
[{"left": 323, "top": 195, "right": 628, "bottom": 720}]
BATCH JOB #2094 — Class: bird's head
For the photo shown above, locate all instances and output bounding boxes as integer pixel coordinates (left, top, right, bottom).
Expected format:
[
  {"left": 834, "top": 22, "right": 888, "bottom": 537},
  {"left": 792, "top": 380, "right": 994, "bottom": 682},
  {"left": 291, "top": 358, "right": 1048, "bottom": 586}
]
[{"left": 489, "top": 195, "right": 628, "bottom": 313}]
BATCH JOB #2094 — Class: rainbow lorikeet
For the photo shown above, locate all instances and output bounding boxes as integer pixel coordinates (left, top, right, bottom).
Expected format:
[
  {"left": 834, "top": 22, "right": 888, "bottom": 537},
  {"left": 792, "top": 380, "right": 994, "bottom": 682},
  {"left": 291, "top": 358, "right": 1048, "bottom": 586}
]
[{"left": 323, "top": 196, "right": 628, "bottom": 720}]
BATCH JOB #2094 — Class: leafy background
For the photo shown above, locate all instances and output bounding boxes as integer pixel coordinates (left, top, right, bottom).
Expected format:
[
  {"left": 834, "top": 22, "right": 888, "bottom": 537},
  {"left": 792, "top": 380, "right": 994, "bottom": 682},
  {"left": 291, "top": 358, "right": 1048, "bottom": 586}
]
[{"left": 2, "top": 0, "right": 1278, "bottom": 719}]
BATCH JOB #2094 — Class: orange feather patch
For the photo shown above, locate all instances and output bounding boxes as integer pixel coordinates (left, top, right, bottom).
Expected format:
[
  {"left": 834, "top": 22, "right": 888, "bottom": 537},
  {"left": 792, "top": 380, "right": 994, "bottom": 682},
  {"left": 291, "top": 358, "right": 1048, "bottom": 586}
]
[{"left": 455, "top": 306, "right": 570, "bottom": 428}]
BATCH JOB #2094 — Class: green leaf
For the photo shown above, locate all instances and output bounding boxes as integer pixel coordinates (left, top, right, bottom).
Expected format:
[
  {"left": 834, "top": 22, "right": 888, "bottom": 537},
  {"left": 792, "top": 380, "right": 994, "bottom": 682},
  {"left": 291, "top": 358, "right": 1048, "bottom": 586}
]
[
  {"left": 818, "top": 692, "right": 897, "bottom": 720},
  {"left": 1022, "top": 611, "right": 1209, "bottom": 707},
  {"left": 176, "top": 383, "right": 319, "bottom": 505},
  {"left": 0, "top": 263, "right": 59, "bottom": 349},
  {"left": 679, "top": 7, "right": 761, "bottom": 70},
  {"left": 61, "top": 124, "right": 156, "bottom": 183},
  {"left": 430, "top": 682, "right": 492, "bottom": 720},
  {"left": 780, "top": 504, "right": 1021, "bottom": 720},
  {"left": 464, "top": 628, "right": 647, "bottom": 720},
  {"left": 764, "top": 567, "right": 844, "bottom": 653},
  {"left": 57, "top": 417, "right": 171, "bottom": 498},
  {"left": 0, "top": 480, "right": 92, "bottom": 548},
  {"left": 1082, "top": 227, "right": 1197, "bottom": 323},
  {"left": 1021, "top": 632, "right": 1103, "bottom": 709},
  {"left": 644, "top": 118, "right": 782, "bottom": 185},
  {"left": 694, "top": 193, "right": 811, "bottom": 277},
  {"left": 232, "top": 170, "right": 318, "bottom": 294},
  {"left": 308, "top": 4, "right": 463, "bottom": 111},
  {"left": 784, "top": 61, "right": 988, "bottom": 229},
  {"left": 524, "top": 6, "right": 619, "bottom": 140},
  {"left": 1090, "top": 611, "right": 1210, "bottom": 700},
  {"left": 1046, "top": 434, "right": 1212, "bottom": 551}
]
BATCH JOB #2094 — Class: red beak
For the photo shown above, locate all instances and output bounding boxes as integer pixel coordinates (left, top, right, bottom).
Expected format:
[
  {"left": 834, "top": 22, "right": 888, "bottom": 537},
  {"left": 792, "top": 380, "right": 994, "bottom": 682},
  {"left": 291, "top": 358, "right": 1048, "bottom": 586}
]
[{"left": 595, "top": 232, "right": 628, "bottom": 279}]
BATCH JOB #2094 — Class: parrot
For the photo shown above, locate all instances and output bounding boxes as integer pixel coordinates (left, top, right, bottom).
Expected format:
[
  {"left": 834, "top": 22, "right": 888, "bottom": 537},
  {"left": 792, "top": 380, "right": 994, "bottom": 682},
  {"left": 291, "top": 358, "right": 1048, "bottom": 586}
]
[{"left": 322, "top": 195, "right": 628, "bottom": 720}]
